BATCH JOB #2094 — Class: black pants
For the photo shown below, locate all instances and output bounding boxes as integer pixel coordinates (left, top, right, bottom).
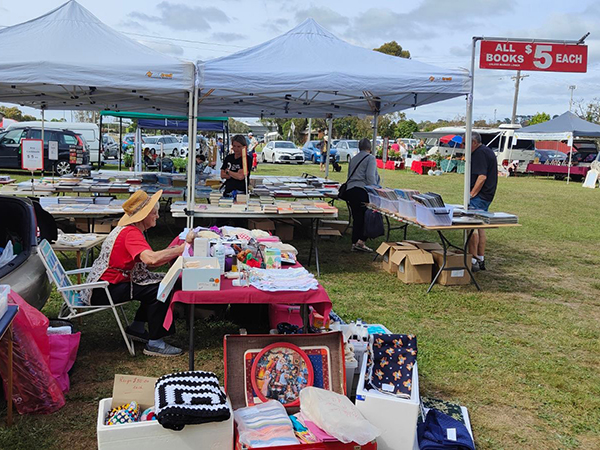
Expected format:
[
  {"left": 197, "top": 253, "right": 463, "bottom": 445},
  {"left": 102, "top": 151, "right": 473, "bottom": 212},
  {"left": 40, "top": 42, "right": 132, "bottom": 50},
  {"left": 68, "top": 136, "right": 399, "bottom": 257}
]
[
  {"left": 91, "top": 282, "right": 175, "bottom": 340},
  {"left": 346, "top": 187, "right": 369, "bottom": 244}
]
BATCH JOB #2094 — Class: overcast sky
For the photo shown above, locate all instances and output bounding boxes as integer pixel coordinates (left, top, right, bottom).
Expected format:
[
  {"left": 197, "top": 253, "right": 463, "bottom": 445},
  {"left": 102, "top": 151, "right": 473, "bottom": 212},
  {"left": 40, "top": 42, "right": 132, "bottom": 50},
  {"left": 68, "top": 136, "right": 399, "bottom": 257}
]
[{"left": 1, "top": 0, "right": 599, "bottom": 123}]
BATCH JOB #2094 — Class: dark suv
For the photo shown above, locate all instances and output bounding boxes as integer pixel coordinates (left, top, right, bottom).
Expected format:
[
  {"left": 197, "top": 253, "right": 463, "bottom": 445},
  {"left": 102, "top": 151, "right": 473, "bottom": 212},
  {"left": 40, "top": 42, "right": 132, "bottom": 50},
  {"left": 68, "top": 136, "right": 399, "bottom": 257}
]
[{"left": 0, "top": 127, "right": 89, "bottom": 175}]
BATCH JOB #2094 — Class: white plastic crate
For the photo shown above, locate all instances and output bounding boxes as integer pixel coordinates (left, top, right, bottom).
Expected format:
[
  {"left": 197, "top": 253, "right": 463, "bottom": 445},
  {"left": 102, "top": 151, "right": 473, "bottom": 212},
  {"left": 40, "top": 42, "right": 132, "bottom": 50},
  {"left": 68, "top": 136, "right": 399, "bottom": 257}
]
[
  {"left": 97, "top": 397, "right": 234, "bottom": 450},
  {"left": 355, "top": 357, "right": 420, "bottom": 450},
  {"left": 379, "top": 198, "right": 399, "bottom": 213},
  {"left": 415, "top": 204, "right": 452, "bottom": 227},
  {"left": 397, "top": 199, "right": 417, "bottom": 219}
]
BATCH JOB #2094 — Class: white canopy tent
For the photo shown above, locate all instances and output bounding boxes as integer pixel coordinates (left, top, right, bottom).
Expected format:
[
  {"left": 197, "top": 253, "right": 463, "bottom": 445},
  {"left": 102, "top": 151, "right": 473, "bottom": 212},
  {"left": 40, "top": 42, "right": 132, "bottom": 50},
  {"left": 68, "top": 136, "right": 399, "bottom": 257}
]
[
  {"left": 0, "top": 0, "right": 195, "bottom": 115},
  {"left": 193, "top": 19, "right": 471, "bottom": 211}
]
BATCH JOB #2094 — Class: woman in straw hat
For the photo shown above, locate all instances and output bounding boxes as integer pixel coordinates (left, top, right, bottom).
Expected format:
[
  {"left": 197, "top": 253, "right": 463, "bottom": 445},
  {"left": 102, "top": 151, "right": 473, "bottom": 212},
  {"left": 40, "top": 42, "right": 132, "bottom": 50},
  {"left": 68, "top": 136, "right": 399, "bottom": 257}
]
[{"left": 81, "top": 189, "right": 185, "bottom": 357}]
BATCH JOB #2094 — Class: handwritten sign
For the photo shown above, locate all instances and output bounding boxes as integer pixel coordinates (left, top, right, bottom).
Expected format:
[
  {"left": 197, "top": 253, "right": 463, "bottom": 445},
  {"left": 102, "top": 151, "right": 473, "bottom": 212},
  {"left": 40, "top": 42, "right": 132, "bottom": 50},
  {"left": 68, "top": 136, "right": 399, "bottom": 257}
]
[
  {"left": 21, "top": 139, "right": 44, "bottom": 171},
  {"left": 111, "top": 374, "right": 157, "bottom": 409}
]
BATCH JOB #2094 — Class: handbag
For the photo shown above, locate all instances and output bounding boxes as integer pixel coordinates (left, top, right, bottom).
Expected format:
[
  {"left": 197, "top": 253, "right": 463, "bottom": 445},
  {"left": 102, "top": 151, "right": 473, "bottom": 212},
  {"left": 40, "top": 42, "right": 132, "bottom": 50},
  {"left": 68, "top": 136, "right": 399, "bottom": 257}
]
[
  {"left": 338, "top": 153, "right": 370, "bottom": 201},
  {"left": 364, "top": 209, "right": 384, "bottom": 239}
]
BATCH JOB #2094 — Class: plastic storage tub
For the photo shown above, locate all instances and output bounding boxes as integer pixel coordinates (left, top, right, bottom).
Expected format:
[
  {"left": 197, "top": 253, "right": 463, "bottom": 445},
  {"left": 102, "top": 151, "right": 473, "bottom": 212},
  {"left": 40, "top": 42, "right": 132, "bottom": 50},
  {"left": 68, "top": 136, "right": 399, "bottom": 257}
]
[
  {"left": 415, "top": 204, "right": 452, "bottom": 227},
  {"left": 368, "top": 193, "right": 381, "bottom": 207},
  {"left": 379, "top": 198, "right": 399, "bottom": 214},
  {"left": 397, "top": 199, "right": 417, "bottom": 219}
]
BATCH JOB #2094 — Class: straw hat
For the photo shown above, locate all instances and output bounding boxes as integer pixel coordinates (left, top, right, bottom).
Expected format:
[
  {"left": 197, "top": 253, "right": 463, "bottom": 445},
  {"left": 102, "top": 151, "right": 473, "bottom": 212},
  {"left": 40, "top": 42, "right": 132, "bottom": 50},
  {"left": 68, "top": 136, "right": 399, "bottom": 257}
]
[{"left": 118, "top": 189, "right": 163, "bottom": 226}]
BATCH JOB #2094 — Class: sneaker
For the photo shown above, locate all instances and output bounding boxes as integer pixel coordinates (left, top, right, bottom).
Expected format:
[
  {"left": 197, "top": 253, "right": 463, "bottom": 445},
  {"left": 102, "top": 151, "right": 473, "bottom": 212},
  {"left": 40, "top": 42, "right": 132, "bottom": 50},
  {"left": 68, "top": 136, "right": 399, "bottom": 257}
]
[
  {"left": 143, "top": 342, "right": 183, "bottom": 357},
  {"left": 125, "top": 326, "right": 149, "bottom": 344},
  {"left": 471, "top": 261, "right": 480, "bottom": 273},
  {"left": 352, "top": 243, "right": 373, "bottom": 253},
  {"left": 479, "top": 260, "right": 486, "bottom": 271}
]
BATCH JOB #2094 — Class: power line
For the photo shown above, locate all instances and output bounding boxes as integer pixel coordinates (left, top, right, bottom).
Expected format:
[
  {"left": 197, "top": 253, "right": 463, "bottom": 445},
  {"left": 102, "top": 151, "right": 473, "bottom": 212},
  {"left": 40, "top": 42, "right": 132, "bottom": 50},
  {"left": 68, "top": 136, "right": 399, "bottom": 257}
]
[{"left": 123, "top": 31, "right": 246, "bottom": 49}]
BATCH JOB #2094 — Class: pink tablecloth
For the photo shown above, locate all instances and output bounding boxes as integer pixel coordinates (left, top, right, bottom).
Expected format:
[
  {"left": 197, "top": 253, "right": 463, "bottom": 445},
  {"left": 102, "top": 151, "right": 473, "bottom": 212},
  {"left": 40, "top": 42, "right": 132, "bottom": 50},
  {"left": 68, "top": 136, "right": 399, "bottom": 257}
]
[
  {"left": 411, "top": 160, "right": 437, "bottom": 174},
  {"left": 163, "top": 237, "right": 332, "bottom": 329}
]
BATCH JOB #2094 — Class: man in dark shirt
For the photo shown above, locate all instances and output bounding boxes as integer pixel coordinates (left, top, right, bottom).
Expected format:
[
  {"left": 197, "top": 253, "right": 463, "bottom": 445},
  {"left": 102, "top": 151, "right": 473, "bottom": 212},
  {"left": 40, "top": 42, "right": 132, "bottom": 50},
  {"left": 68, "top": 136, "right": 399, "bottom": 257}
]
[
  {"left": 220, "top": 134, "right": 252, "bottom": 195},
  {"left": 468, "top": 131, "right": 498, "bottom": 271}
]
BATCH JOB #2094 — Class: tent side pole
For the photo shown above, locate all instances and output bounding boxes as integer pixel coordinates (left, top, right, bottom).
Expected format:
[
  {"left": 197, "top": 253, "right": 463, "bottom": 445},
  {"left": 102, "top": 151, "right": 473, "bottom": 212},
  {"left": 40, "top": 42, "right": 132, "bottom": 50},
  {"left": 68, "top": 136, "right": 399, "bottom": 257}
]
[
  {"left": 372, "top": 113, "right": 379, "bottom": 183},
  {"left": 98, "top": 114, "right": 103, "bottom": 169},
  {"left": 118, "top": 118, "right": 122, "bottom": 171},
  {"left": 325, "top": 118, "right": 333, "bottom": 179},
  {"left": 567, "top": 136, "right": 573, "bottom": 185},
  {"left": 464, "top": 37, "right": 478, "bottom": 209},
  {"left": 307, "top": 118, "right": 312, "bottom": 145},
  {"left": 186, "top": 89, "right": 197, "bottom": 229}
]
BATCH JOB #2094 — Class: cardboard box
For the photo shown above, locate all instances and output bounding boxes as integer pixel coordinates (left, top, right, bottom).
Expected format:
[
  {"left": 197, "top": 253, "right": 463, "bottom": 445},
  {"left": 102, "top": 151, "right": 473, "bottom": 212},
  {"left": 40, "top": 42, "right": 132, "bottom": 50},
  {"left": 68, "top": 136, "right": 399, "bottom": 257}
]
[
  {"left": 431, "top": 250, "right": 472, "bottom": 285},
  {"left": 97, "top": 374, "right": 234, "bottom": 450},
  {"left": 376, "top": 242, "right": 418, "bottom": 274},
  {"left": 321, "top": 220, "right": 349, "bottom": 234},
  {"left": 248, "top": 218, "right": 275, "bottom": 231},
  {"left": 402, "top": 240, "right": 443, "bottom": 252},
  {"left": 391, "top": 248, "right": 434, "bottom": 284},
  {"left": 355, "top": 357, "right": 419, "bottom": 450},
  {"left": 157, "top": 256, "right": 221, "bottom": 302},
  {"left": 275, "top": 221, "right": 294, "bottom": 241}
]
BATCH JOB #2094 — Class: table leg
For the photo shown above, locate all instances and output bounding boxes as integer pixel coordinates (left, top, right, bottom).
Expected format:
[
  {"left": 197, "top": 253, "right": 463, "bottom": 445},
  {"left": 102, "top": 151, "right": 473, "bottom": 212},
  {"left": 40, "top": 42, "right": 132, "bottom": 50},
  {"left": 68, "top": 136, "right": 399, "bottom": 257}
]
[
  {"left": 463, "top": 229, "right": 481, "bottom": 291},
  {"left": 7, "top": 324, "right": 13, "bottom": 427},
  {"left": 427, "top": 231, "right": 448, "bottom": 293},
  {"left": 76, "top": 250, "right": 81, "bottom": 284},
  {"left": 189, "top": 304, "right": 195, "bottom": 371},
  {"left": 301, "top": 304, "right": 309, "bottom": 333},
  {"left": 385, "top": 215, "right": 391, "bottom": 241}
]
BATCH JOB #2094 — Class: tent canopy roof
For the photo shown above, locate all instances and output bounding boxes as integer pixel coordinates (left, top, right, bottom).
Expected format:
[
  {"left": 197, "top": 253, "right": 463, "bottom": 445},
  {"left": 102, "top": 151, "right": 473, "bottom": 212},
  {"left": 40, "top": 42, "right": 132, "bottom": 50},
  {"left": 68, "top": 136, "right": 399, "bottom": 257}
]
[
  {"left": 515, "top": 111, "right": 600, "bottom": 139},
  {"left": 196, "top": 19, "right": 470, "bottom": 118},
  {"left": 100, "top": 111, "right": 226, "bottom": 122},
  {"left": 0, "top": 0, "right": 194, "bottom": 115}
]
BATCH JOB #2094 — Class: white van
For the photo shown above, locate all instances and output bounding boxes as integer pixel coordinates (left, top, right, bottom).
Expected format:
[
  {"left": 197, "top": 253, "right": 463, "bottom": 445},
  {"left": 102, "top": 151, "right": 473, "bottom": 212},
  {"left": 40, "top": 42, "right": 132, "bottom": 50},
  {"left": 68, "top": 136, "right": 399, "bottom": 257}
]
[
  {"left": 7, "top": 121, "right": 101, "bottom": 165},
  {"left": 414, "top": 124, "right": 535, "bottom": 173}
]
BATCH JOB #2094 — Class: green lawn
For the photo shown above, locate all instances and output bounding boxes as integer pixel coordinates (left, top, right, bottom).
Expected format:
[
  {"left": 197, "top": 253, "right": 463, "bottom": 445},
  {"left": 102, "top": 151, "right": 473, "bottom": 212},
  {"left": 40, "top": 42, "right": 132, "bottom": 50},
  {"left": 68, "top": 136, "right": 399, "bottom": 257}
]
[{"left": 1, "top": 164, "right": 599, "bottom": 449}]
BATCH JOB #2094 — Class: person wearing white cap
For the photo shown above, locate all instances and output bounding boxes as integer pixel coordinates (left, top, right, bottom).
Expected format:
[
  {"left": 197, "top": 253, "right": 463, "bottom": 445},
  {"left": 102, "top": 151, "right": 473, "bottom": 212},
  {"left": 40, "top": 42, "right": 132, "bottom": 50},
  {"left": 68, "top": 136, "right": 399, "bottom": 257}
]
[{"left": 81, "top": 189, "right": 186, "bottom": 357}]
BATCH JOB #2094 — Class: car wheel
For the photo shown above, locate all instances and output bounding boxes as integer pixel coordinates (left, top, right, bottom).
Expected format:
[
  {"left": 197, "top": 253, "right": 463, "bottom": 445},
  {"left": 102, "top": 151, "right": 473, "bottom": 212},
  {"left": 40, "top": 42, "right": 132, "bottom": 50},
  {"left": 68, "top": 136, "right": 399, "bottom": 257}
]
[
  {"left": 347, "top": 155, "right": 351, "bottom": 162},
  {"left": 311, "top": 154, "right": 316, "bottom": 164},
  {"left": 171, "top": 149, "right": 177, "bottom": 156},
  {"left": 261, "top": 152, "right": 266, "bottom": 163},
  {"left": 56, "top": 161, "right": 73, "bottom": 176},
  {"left": 272, "top": 154, "right": 276, "bottom": 164}
]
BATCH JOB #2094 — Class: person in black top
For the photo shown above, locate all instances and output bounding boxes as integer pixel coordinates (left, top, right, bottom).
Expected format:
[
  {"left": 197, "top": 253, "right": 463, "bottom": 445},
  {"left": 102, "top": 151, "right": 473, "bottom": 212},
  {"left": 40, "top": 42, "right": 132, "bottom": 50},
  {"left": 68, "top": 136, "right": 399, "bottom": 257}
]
[
  {"left": 221, "top": 134, "right": 252, "bottom": 195},
  {"left": 468, "top": 131, "right": 498, "bottom": 271}
]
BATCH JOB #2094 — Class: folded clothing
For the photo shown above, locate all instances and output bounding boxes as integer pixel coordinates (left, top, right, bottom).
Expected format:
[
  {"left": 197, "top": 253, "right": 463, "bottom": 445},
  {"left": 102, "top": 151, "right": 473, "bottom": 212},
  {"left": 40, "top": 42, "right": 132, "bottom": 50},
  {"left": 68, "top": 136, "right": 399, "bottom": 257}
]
[
  {"left": 418, "top": 409, "right": 475, "bottom": 450},
  {"left": 367, "top": 334, "right": 417, "bottom": 399},
  {"left": 155, "top": 371, "right": 230, "bottom": 431},
  {"left": 234, "top": 400, "right": 299, "bottom": 448}
]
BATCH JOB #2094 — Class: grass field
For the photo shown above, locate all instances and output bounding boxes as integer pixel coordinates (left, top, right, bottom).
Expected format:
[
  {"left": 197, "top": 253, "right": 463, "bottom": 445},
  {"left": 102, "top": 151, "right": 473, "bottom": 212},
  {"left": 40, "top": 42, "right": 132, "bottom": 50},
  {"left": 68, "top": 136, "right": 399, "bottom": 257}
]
[{"left": 1, "top": 163, "right": 599, "bottom": 449}]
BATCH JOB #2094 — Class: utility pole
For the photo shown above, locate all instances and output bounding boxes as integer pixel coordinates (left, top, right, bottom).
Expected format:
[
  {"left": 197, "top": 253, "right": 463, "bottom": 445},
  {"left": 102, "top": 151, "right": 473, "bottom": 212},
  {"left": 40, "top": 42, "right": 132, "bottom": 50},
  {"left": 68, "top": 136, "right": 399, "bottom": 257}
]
[
  {"left": 511, "top": 71, "right": 529, "bottom": 124},
  {"left": 569, "top": 85, "right": 576, "bottom": 111}
]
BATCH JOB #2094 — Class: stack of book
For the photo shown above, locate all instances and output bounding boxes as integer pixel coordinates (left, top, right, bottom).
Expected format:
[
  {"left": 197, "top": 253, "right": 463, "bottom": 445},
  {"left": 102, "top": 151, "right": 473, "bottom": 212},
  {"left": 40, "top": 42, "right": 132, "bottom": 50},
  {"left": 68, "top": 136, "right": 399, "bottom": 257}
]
[
  {"left": 209, "top": 191, "right": 222, "bottom": 204},
  {"left": 474, "top": 211, "right": 518, "bottom": 224},
  {"left": 413, "top": 192, "right": 445, "bottom": 208},
  {"left": 218, "top": 198, "right": 234, "bottom": 208}
]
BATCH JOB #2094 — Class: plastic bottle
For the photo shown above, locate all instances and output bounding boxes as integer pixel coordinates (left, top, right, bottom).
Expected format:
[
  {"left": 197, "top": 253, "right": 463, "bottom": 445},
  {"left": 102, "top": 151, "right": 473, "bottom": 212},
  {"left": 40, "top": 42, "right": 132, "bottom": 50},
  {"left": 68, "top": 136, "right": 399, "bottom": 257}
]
[{"left": 214, "top": 241, "right": 226, "bottom": 275}]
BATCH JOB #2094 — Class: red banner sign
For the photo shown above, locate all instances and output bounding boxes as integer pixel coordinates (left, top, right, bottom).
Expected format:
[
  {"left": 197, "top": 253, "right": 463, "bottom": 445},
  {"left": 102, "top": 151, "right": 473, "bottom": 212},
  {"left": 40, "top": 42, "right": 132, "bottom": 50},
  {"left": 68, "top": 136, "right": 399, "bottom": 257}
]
[{"left": 480, "top": 40, "right": 587, "bottom": 72}]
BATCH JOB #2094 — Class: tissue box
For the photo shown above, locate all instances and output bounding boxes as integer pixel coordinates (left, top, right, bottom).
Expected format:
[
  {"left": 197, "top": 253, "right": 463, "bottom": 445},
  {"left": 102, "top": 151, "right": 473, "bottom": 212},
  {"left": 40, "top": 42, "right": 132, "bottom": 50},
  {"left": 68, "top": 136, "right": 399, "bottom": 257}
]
[{"left": 181, "top": 257, "right": 221, "bottom": 291}]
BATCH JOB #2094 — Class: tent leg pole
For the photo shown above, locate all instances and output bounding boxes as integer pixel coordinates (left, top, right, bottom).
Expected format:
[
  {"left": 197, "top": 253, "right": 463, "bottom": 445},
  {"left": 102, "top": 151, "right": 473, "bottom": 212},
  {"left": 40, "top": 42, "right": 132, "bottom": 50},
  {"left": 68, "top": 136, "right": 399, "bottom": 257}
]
[
  {"left": 119, "top": 118, "right": 122, "bottom": 171},
  {"left": 372, "top": 113, "right": 379, "bottom": 183},
  {"left": 186, "top": 89, "right": 198, "bottom": 229},
  {"left": 325, "top": 117, "right": 333, "bottom": 179},
  {"left": 98, "top": 115, "right": 103, "bottom": 169},
  {"left": 464, "top": 37, "right": 478, "bottom": 210}
]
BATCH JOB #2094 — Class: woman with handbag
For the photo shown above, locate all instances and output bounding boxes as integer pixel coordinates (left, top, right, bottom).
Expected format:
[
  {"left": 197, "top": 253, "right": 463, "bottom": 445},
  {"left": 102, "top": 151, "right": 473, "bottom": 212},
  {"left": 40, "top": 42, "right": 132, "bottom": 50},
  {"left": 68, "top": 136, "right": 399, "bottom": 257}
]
[{"left": 342, "top": 138, "right": 380, "bottom": 252}]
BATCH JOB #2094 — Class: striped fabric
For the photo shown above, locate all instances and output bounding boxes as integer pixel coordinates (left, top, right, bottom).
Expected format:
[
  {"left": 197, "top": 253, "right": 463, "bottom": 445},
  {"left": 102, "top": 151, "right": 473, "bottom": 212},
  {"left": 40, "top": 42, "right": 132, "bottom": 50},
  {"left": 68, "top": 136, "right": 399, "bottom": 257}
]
[{"left": 234, "top": 400, "right": 299, "bottom": 447}]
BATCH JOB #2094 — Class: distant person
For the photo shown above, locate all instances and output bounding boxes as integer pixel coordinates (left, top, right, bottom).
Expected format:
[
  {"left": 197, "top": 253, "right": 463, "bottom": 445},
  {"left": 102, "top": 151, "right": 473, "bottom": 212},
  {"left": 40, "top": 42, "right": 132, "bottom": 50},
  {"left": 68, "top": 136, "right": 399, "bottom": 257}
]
[
  {"left": 390, "top": 140, "right": 400, "bottom": 152},
  {"left": 468, "top": 131, "right": 498, "bottom": 271},
  {"left": 320, "top": 136, "right": 329, "bottom": 172},
  {"left": 221, "top": 134, "right": 252, "bottom": 195},
  {"left": 217, "top": 137, "right": 224, "bottom": 159},
  {"left": 345, "top": 138, "right": 380, "bottom": 252}
]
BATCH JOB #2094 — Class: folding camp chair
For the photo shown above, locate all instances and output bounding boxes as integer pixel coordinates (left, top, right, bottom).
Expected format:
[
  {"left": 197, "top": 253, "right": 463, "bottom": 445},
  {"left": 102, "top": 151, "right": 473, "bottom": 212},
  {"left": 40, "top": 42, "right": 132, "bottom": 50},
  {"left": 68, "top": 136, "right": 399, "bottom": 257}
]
[{"left": 38, "top": 239, "right": 135, "bottom": 356}]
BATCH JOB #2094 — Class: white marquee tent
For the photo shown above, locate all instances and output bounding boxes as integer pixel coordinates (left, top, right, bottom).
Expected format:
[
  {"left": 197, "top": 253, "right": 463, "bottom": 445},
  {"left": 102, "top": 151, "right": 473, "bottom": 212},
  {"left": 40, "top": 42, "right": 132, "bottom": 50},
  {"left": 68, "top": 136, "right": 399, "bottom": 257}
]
[
  {"left": 0, "top": 0, "right": 195, "bottom": 115},
  {"left": 196, "top": 19, "right": 470, "bottom": 118}
]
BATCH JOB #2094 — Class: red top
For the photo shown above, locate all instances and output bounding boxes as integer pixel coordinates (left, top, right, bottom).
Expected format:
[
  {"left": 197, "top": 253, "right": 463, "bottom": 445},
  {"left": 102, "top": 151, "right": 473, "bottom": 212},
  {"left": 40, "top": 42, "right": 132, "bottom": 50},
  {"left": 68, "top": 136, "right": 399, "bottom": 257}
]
[
  {"left": 101, "top": 226, "right": 152, "bottom": 284},
  {"left": 391, "top": 143, "right": 400, "bottom": 151}
]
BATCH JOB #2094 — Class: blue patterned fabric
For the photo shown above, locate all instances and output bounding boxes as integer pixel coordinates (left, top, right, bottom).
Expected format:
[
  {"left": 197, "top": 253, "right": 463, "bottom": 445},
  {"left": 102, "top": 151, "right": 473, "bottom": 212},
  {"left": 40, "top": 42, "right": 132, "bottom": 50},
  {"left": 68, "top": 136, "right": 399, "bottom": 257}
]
[
  {"left": 366, "top": 333, "right": 417, "bottom": 399},
  {"left": 417, "top": 409, "right": 475, "bottom": 450}
]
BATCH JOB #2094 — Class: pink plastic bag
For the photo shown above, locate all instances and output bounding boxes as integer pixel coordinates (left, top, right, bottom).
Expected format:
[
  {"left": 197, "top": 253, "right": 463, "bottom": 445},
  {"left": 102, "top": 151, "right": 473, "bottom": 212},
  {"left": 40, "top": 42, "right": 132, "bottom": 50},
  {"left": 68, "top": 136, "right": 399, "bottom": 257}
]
[
  {"left": 48, "top": 332, "right": 81, "bottom": 392},
  {"left": 0, "top": 291, "right": 65, "bottom": 414}
]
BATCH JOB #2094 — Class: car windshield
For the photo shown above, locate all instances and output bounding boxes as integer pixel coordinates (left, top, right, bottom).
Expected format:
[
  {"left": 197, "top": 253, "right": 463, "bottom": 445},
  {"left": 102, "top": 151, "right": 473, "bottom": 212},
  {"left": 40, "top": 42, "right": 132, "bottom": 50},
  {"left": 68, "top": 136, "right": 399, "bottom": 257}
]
[
  {"left": 347, "top": 141, "right": 359, "bottom": 149},
  {"left": 144, "top": 137, "right": 158, "bottom": 144},
  {"left": 275, "top": 142, "right": 296, "bottom": 149}
]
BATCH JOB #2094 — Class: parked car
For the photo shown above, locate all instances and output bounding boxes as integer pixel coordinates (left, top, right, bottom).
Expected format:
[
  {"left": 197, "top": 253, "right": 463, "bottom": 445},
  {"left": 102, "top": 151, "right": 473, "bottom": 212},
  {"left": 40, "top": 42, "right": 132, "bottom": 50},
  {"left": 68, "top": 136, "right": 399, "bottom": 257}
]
[
  {"left": 0, "top": 126, "right": 89, "bottom": 175},
  {"left": 333, "top": 140, "right": 360, "bottom": 162},
  {"left": 302, "top": 140, "right": 339, "bottom": 163},
  {"left": 261, "top": 141, "right": 304, "bottom": 164},
  {"left": 102, "top": 134, "right": 119, "bottom": 159},
  {"left": 142, "top": 135, "right": 182, "bottom": 157},
  {"left": 534, "top": 150, "right": 566, "bottom": 164},
  {"left": 0, "top": 196, "right": 52, "bottom": 310}
]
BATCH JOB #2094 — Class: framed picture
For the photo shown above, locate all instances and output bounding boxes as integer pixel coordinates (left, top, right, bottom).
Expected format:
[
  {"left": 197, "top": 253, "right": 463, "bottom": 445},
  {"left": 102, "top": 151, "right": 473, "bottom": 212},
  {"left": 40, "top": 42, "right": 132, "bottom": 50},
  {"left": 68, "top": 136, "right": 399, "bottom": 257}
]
[{"left": 250, "top": 342, "right": 314, "bottom": 407}]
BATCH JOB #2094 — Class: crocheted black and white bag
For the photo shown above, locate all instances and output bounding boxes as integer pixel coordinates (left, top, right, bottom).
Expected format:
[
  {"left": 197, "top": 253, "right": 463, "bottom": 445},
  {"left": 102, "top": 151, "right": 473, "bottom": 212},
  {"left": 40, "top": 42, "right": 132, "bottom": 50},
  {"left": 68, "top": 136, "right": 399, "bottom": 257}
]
[{"left": 155, "top": 371, "right": 230, "bottom": 431}]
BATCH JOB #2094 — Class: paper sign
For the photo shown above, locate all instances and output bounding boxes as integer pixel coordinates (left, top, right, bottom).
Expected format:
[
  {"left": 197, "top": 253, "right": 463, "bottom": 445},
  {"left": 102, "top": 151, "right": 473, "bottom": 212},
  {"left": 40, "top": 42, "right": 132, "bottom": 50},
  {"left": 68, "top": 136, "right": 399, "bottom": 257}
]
[
  {"left": 111, "top": 374, "right": 157, "bottom": 409},
  {"left": 21, "top": 139, "right": 44, "bottom": 171},
  {"left": 49, "top": 141, "right": 58, "bottom": 160}
]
